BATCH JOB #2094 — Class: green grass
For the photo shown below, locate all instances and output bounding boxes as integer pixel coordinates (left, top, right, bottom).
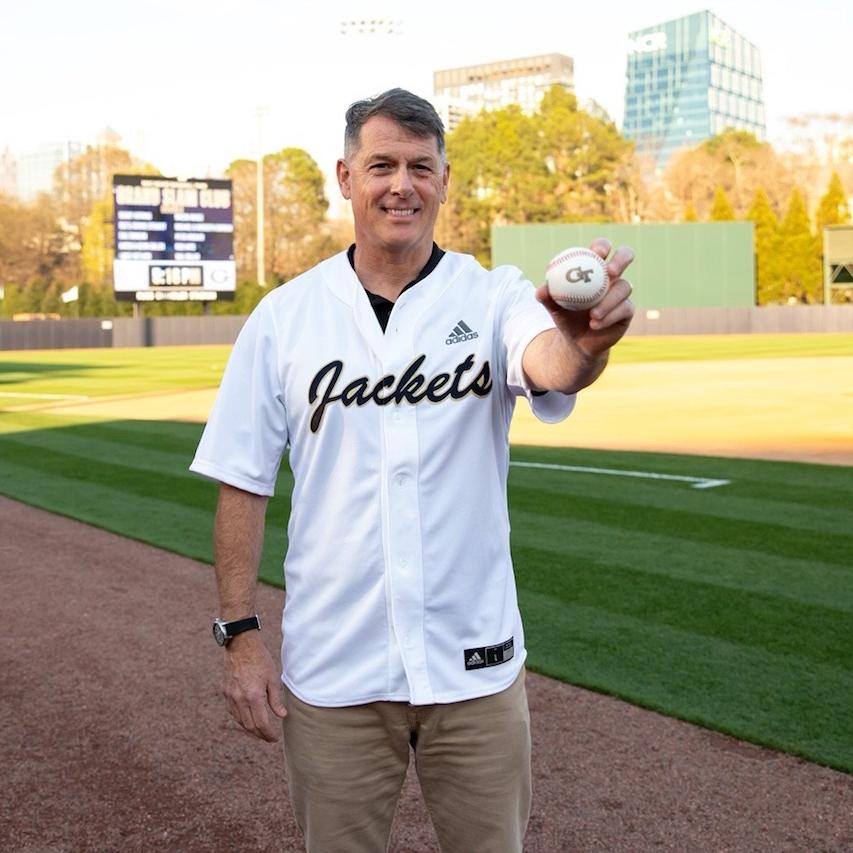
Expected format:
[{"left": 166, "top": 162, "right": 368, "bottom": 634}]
[
  {"left": 612, "top": 332, "right": 853, "bottom": 363},
  {"left": 2, "top": 333, "right": 852, "bottom": 410},
  {"left": 0, "top": 345, "right": 230, "bottom": 401},
  {"left": 0, "top": 410, "right": 851, "bottom": 774}
]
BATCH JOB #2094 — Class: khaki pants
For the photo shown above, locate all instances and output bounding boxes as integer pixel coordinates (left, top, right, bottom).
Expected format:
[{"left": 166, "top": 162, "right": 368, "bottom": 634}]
[{"left": 282, "top": 668, "right": 531, "bottom": 853}]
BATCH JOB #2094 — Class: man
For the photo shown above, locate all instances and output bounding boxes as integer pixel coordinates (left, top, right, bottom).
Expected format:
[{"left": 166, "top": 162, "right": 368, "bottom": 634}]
[{"left": 190, "top": 88, "right": 634, "bottom": 852}]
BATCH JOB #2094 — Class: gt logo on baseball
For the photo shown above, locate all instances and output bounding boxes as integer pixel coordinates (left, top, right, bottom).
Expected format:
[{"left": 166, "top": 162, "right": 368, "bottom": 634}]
[{"left": 566, "top": 265, "right": 595, "bottom": 284}]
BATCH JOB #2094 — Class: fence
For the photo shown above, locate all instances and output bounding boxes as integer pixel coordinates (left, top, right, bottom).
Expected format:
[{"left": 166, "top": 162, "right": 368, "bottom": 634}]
[{"left": 1, "top": 307, "right": 852, "bottom": 351}]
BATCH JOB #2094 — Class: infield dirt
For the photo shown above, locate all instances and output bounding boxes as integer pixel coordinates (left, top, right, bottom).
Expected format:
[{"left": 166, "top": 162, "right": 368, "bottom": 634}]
[{"left": 3, "top": 496, "right": 852, "bottom": 852}]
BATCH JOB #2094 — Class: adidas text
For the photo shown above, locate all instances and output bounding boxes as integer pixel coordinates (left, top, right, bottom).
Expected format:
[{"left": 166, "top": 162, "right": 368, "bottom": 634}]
[{"left": 446, "top": 331, "right": 479, "bottom": 346}]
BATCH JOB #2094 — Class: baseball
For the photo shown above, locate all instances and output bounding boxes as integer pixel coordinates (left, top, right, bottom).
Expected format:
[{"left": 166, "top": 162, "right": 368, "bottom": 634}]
[{"left": 545, "top": 247, "right": 610, "bottom": 311}]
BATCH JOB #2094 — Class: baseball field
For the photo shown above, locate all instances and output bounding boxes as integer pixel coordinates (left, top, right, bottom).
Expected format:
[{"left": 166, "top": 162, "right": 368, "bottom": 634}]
[{"left": 2, "top": 333, "right": 852, "bottom": 782}]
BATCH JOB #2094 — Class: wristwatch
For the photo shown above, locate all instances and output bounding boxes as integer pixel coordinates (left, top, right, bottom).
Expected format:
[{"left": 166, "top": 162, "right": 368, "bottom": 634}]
[{"left": 213, "top": 615, "right": 261, "bottom": 647}]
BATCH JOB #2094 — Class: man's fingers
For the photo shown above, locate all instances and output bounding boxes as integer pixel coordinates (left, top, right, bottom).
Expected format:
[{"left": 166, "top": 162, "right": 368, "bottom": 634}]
[
  {"left": 590, "top": 288, "right": 635, "bottom": 330},
  {"left": 591, "top": 278, "right": 633, "bottom": 319},
  {"left": 589, "top": 237, "right": 611, "bottom": 260},
  {"left": 268, "top": 681, "right": 288, "bottom": 719},
  {"left": 224, "top": 681, "right": 282, "bottom": 741},
  {"left": 535, "top": 284, "right": 561, "bottom": 315},
  {"left": 606, "top": 245, "right": 635, "bottom": 281},
  {"left": 247, "top": 697, "right": 280, "bottom": 743}
]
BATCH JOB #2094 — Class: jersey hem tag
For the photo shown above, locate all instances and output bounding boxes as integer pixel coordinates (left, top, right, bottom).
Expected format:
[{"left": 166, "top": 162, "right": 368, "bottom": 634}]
[{"left": 464, "top": 637, "right": 514, "bottom": 670}]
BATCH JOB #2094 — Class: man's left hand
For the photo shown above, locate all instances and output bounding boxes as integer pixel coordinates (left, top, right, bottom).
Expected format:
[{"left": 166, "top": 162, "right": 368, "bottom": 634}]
[{"left": 535, "top": 239, "right": 635, "bottom": 359}]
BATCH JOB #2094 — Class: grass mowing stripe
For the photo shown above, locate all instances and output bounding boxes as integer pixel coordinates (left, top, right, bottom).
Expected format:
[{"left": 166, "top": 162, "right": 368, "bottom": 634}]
[
  {"left": 511, "top": 483, "right": 852, "bottom": 568},
  {"left": 520, "top": 588, "right": 853, "bottom": 772},
  {"left": 0, "top": 438, "right": 218, "bottom": 511},
  {"left": 510, "top": 468, "right": 852, "bottom": 536},
  {"left": 0, "top": 346, "right": 230, "bottom": 399},
  {"left": 512, "top": 508, "right": 853, "bottom": 614},
  {"left": 0, "top": 459, "right": 217, "bottom": 562},
  {"left": 3, "top": 427, "right": 202, "bottom": 479},
  {"left": 0, "top": 457, "right": 291, "bottom": 584},
  {"left": 515, "top": 542, "right": 852, "bottom": 667}
]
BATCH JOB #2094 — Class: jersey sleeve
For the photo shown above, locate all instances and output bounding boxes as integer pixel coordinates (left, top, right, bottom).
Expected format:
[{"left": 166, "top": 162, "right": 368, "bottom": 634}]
[
  {"left": 189, "top": 295, "right": 289, "bottom": 496},
  {"left": 500, "top": 267, "right": 576, "bottom": 424}
]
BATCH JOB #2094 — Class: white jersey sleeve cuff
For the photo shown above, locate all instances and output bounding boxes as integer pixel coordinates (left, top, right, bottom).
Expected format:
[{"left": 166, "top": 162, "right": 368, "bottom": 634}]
[
  {"left": 501, "top": 270, "right": 576, "bottom": 425},
  {"left": 188, "top": 459, "right": 276, "bottom": 497}
]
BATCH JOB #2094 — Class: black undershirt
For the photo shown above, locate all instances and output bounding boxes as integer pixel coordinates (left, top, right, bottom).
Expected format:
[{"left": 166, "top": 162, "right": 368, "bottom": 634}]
[{"left": 347, "top": 243, "right": 445, "bottom": 333}]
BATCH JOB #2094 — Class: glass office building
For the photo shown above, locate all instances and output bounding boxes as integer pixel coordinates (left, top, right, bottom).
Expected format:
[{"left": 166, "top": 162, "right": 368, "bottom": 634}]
[
  {"left": 623, "top": 11, "right": 766, "bottom": 170},
  {"left": 434, "top": 54, "right": 574, "bottom": 132}
]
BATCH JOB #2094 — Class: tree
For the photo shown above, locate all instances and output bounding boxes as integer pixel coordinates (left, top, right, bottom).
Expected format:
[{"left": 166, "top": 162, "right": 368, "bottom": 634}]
[
  {"left": 777, "top": 188, "right": 821, "bottom": 302},
  {"left": 665, "top": 129, "right": 794, "bottom": 219},
  {"left": 226, "top": 158, "right": 261, "bottom": 282},
  {"left": 536, "top": 87, "right": 632, "bottom": 221},
  {"left": 815, "top": 171, "right": 850, "bottom": 231},
  {"left": 53, "top": 144, "right": 157, "bottom": 241},
  {"left": 438, "top": 104, "right": 549, "bottom": 263},
  {"left": 745, "top": 187, "right": 780, "bottom": 304},
  {"left": 264, "top": 148, "right": 330, "bottom": 283},
  {"left": 709, "top": 187, "right": 735, "bottom": 221},
  {"left": 683, "top": 201, "right": 698, "bottom": 222},
  {"left": 227, "top": 148, "right": 340, "bottom": 286},
  {"left": 0, "top": 193, "right": 79, "bottom": 291},
  {"left": 438, "top": 87, "right": 632, "bottom": 262},
  {"left": 80, "top": 198, "right": 113, "bottom": 288}
]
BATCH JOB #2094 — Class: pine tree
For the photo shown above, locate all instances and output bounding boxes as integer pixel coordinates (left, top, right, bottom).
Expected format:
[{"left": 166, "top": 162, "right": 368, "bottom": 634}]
[
  {"left": 815, "top": 171, "right": 850, "bottom": 231},
  {"left": 709, "top": 186, "right": 736, "bottom": 221},
  {"left": 745, "top": 187, "right": 780, "bottom": 304},
  {"left": 683, "top": 201, "right": 698, "bottom": 222},
  {"left": 778, "top": 188, "right": 821, "bottom": 303}
]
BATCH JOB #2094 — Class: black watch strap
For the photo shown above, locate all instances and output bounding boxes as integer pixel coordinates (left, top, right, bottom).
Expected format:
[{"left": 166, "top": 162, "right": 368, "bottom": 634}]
[
  {"left": 224, "top": 615, "right": 261, "bottom": 638},
  {"left": 214, "top": 615, "right": 261, "bottom": 646}
]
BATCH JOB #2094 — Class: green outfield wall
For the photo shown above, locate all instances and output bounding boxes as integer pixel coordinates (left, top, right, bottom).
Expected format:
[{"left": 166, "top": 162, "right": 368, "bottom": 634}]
[{"left": 492, "top": 222, "right": 755, "bottom": 308}]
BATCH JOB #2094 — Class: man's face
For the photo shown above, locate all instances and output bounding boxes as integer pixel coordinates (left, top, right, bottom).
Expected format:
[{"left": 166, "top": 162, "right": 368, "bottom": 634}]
[{"left": 337, "top": 115, "right": 450, "bottom": 256}]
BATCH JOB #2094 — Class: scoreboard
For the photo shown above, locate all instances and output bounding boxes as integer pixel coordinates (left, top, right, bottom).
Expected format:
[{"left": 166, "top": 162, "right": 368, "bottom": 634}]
[{"left": 112, "top": 174, "right": 236, "bottom": 302}]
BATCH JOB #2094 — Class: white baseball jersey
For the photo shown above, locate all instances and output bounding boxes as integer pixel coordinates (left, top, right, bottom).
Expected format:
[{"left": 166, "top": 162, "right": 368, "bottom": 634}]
[{"left": 190, "top": 249, "right": 575, "bottom": 707}]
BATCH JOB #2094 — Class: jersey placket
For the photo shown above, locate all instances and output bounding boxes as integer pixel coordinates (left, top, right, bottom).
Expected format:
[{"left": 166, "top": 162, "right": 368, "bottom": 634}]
[{"left": 381, "top": 294, "right": 433, "bottom": 705}]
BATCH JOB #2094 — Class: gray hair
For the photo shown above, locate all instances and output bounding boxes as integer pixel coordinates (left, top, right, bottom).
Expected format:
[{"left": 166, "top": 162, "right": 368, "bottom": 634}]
[{"left": 344, "top": 88, "right": 445, "bottom": 159}]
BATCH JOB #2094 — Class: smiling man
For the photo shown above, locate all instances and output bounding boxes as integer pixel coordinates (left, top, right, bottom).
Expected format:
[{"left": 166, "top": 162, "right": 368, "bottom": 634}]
[{"left": 191, "top": 88, "right": 635, "bottom": 852}]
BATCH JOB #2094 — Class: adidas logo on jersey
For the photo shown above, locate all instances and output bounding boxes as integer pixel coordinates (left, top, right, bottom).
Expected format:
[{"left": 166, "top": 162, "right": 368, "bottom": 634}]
[
  {"left": 466, "top": 651, "right": 484, "bottom": 667},
  {"left": 446, "top": 320, "right": 479, "bottom": 346}
]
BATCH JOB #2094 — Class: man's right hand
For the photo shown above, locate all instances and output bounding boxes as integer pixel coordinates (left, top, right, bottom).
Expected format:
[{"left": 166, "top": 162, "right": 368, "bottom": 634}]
[{"left": 222, "top": 632, "right": 287, "bottom": 742}]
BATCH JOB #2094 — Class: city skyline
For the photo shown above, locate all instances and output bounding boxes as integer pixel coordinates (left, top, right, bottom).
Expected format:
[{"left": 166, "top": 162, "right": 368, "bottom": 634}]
[{"left": 2, "top": 0, "right": 850, "bottom": 192}]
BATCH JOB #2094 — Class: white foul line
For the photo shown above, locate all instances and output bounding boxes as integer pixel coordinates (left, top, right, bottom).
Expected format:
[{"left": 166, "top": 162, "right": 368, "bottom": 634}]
[
  {"left": 0, "top": 391, "right": 91, "bottom": 400},
  {"left": 509, "top": 461, "right": 731, "bottom": 490}
]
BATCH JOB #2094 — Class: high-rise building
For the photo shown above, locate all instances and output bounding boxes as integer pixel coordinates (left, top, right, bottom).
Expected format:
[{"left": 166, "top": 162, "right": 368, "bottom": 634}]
[
  {"left": 434, "top": 53, "right": 574, "bottom": 132},
  {"left": 623, "top": 11, "right": 766, "bottom": 171},
  {"left": 17, "top": 140, "right": 83, "bottom": 200}
]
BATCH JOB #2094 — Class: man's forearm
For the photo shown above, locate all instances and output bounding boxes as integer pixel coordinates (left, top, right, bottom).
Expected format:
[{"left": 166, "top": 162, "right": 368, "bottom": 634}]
[
  {"left": 213, "top": 483, "right": 269, "bottom": 619},
  {"left": 523, "top": 329, "right": 610, "bottom": 395}
]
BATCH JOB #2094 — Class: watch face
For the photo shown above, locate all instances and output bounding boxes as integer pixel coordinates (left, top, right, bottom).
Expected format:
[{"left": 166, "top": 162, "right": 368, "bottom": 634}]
[{"left": 213, "top": 622, "right": 227, "bottom": 646}]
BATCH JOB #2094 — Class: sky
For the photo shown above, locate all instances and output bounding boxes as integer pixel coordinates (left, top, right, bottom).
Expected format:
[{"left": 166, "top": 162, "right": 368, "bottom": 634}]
[{"left": 2, "top": 0, "right": 850, "bottom": 202}]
